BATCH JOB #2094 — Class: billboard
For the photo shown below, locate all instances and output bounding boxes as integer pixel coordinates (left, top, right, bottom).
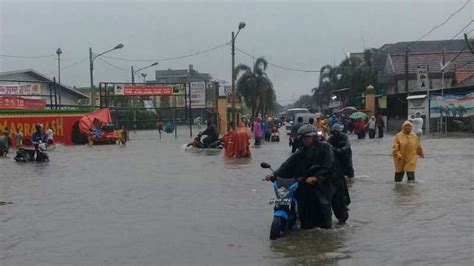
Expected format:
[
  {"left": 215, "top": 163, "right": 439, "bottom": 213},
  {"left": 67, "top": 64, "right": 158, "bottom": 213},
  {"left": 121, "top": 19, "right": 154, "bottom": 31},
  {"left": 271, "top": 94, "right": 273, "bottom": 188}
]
[
  {"left": 0, "top": 96, "right": 46, "bottom": 110},
  {"left": 0, "top": 114, "right": 84, "bottom": 145},
  {"left": 190, "top": 81, "right": 206, "bottom": 108},
  {"left": 114, "top": 84, "right": 173, "bottom": 96},
  {"left": 430, "top": 93, "right": 474, "bottom": 118},
  {"left": 0, "top": 84, "right": 42, "bottom": 95}
]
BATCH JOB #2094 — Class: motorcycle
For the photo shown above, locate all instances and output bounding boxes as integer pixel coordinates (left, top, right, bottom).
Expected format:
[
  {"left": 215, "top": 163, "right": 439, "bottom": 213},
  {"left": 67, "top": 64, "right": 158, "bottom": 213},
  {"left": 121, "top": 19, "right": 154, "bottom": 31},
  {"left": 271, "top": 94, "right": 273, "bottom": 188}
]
[
  {"left": 14, "top": 141, "right": 49, "bottom": 162},
  {"left": 0, "top": 146, "right": 8, "bottom": 158},
  {"left": 187, "top": 132, "right": 224, "bottom": 149},
  {"left": 270, "top": 127, "right": 280, "bottom": 142},
  {"left": 261, "top": 162, "right": 324, "bottom": 240}
]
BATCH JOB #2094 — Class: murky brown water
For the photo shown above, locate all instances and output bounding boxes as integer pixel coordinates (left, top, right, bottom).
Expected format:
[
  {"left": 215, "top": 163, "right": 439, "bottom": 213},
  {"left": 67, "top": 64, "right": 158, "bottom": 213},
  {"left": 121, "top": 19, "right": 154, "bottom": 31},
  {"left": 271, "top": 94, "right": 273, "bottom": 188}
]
[{"left": 1, "top": 130, "right": 473, "bottom": 265}]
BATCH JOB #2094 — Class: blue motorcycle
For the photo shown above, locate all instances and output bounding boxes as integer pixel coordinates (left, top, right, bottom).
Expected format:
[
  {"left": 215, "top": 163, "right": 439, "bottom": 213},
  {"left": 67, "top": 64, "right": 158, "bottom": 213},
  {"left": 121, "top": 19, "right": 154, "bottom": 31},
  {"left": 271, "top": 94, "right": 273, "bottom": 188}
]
[
  {"left": 261, "top": 162, "right": 324, "bottom": 240},
  {"left": 261, "top": 162, "right": 301, "bottom": 240}
]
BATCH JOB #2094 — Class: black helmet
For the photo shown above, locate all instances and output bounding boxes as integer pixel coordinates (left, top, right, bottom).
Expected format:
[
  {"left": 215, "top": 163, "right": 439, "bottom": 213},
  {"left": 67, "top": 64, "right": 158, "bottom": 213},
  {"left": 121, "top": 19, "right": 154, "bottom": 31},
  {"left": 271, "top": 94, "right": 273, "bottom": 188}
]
[{"left": 297, "top": 124, "right": 317, "bottom": 137}]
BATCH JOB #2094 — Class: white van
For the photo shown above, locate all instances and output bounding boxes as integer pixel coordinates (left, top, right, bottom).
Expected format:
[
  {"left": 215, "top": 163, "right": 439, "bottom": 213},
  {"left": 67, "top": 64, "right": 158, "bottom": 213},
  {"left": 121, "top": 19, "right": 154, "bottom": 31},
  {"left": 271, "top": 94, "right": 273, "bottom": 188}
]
[{"left": 285, "top": 108, "right": 309, "bottom": 135}]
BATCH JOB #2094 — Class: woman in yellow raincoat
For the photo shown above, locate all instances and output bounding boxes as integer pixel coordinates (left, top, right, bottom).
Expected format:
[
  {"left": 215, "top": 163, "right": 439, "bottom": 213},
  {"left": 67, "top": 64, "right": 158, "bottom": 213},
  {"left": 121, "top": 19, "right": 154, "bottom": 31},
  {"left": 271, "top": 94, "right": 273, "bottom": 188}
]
[{"left": 392, "top": 120, "right": 424, "bottom": 182}]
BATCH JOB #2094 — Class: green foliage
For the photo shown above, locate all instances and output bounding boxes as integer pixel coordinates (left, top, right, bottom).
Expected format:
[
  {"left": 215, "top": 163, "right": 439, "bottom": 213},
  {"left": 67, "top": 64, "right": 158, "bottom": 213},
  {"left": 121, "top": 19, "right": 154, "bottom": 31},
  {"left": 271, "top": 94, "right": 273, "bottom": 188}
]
[{"left": 235, "top": 57, "right": 276, "bottom": 118}]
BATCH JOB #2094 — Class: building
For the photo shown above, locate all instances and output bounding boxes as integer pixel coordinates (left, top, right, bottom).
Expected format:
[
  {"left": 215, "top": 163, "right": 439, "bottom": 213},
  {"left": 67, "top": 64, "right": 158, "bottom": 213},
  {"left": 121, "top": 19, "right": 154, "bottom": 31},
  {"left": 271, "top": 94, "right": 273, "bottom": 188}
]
[
  {"left": 350, "top": 40, "right": 474, "bottom": 119},
  {"left": 0, "top": 69, "right": 89, "bottom": 109}
]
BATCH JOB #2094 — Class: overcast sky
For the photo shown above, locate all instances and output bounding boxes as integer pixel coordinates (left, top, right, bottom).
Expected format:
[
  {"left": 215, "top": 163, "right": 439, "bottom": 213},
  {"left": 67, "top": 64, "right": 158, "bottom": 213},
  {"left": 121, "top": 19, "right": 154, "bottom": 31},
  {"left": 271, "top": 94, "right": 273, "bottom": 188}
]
[{"left": 1, "top": 0, "right": 473, "bottom": 104}]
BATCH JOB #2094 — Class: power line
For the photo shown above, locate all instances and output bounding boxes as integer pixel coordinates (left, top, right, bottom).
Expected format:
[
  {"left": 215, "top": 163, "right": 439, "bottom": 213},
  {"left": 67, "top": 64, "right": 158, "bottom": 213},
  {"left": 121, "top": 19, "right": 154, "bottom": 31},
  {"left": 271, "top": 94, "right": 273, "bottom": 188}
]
[
  {"left": 0, "top": 53, "right": 55, "bottom": 59},
  {"left": 416, "top": 0, "right": 472, "bottom": 41},
  {"left": 451, "top": 20, "right": 474, "bottom": 39},
  {"left": 97, "top": 58, "right": 129, "bottom": 72},
  {"left": 62, "top": 57, "right": 89, "bottom": 70},
  {"left": 235, "top": 47, "right": 321, "bottom": 73},
  {"left": 102, "top": 42, "right": 230, "bottom": 62}
]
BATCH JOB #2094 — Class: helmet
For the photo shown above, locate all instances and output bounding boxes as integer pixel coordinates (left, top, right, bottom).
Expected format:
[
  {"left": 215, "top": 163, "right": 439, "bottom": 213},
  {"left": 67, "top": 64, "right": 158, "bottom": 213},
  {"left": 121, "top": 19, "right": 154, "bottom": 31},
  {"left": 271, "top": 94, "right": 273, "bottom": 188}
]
[{"left": 297, "top": 124, "right": 317, "bottom": 137}]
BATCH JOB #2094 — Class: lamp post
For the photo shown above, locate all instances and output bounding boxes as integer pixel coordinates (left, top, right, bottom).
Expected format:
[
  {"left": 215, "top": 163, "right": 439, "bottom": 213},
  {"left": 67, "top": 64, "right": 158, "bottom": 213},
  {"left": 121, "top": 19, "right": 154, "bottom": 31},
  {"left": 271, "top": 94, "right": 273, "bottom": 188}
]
[
  {"left": 56, "top": 48, "right": 62, "bottom": 106},
  {"left": 130, "top": 62, "right": 158, "bottom": 126},
  {"left": 89, "top": 43, "right": 124, "bottom": 109},
  {"left": 131, "top": 62, "right": 158, "bottom": 83},
  {"left": 231, "top": 22, "right": 246, "bottom": 128}
]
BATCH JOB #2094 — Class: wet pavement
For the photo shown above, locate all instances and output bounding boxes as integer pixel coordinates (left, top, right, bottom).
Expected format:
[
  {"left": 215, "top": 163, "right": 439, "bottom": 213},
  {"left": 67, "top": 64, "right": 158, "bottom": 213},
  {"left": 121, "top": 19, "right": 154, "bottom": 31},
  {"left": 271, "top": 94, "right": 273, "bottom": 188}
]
[{"left": 0, "top": 129, "right": 473, "bottom": 265}]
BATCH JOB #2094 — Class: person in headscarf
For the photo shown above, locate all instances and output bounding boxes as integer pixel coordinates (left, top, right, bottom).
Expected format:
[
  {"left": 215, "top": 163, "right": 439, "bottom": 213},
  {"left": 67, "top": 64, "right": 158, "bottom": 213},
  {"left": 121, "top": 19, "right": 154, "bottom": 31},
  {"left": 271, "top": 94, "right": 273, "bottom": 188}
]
[
  {"left": 392, "top": 121, "right": 424, "bottom": 182},
  {"left": 368, "top": 116, "right": 376, "bottom": 139},
  {"left": 254, "top": 117, "right": 263, "bottom": 146}
]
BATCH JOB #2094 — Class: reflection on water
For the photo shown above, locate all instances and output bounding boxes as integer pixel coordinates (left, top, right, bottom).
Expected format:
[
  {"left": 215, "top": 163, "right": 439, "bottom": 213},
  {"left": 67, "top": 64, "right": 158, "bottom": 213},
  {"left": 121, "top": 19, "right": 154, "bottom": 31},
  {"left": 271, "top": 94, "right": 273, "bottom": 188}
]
[{"left": 0, "top": 132, "right": 472, "bottom": 265}]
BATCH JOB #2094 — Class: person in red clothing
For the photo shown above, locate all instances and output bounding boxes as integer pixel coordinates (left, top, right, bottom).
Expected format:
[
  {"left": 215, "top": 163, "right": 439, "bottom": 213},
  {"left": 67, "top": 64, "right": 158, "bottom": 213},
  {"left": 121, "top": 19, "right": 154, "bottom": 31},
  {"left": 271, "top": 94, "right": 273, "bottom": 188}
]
[
  {"left": 223, "top": 122, "right": 235, "bottom": 158},
  {"left": 354, "top": 119, "right": 366, "bottom": 139}
]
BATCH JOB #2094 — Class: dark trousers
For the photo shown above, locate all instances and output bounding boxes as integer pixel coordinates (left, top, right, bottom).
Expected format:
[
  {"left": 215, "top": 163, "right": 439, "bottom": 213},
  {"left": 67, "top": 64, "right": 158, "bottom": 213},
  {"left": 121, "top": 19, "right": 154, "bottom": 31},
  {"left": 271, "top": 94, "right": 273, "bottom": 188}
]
[
  {"left": 369, "top": 129, "right": 376, "bottom": 139},
  {"left": 378, "top": 126, "right": 384, "bottom": 138},
  {"left": 394, "top": 172, "right": 415, "bottom": 182},
  {"left": 254, "top": 137, "right": 262, "bottom": 146}
]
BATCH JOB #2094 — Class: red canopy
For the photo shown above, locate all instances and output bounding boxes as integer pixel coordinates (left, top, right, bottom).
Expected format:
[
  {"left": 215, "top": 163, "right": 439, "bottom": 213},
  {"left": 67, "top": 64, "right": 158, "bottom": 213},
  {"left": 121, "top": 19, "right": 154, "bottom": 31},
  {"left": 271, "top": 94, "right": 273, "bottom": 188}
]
[{"left": 79, "top": 108, "right": 112, "bottom": 134}]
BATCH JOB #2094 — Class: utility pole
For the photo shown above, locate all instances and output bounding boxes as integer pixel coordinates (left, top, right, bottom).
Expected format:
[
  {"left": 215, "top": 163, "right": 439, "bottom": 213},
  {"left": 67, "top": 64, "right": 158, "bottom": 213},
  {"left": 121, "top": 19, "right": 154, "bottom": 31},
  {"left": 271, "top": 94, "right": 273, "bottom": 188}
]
[
  {"left": 56, "top": 48, "right": 62, "bottom": 107},
  {"left": 89, "top": 47, "right": 95, "bottom": 108},
  {"left": 231, "top": 31, "right": 236, "bottom": 128}
]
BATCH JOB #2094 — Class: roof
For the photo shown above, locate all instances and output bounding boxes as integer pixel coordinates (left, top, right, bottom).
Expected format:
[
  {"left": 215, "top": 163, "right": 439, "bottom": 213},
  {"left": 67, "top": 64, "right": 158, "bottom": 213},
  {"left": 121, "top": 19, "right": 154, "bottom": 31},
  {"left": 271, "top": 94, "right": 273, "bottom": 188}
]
[
  {"left": 380, "top": 39, "right": 467, "bottom": 54},
  {"left": 455, "top": 69, "right": 474, "bottom": 84},
  {"left": 390, "top": 51, "right": 474, "bottom": 75},
  {"left": 0, "top": 69, "right": 88, "bottom": 98},
  {"left": 453, "top": 75, "right": 474, "bottom": 88}
]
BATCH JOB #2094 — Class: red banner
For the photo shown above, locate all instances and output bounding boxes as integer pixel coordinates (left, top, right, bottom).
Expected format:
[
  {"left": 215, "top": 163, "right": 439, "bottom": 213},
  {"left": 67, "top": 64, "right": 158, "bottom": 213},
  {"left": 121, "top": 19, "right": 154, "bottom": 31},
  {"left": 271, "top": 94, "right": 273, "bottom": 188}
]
[
  {"left": 0, "top": 96, "right": 46, "bottom": 110},
  {"left": 116, "top": 85, "right": 173, "bottom": 96},
  {"left": 0, "top": 114, "right": 84, "bottom": 145}
]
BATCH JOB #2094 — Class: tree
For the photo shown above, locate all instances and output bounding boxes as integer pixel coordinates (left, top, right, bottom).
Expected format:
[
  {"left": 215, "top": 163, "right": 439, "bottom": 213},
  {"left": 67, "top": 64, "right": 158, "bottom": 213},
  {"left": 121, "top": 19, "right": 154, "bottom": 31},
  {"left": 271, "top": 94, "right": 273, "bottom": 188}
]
[{"left": 235, "top": 57, "right": 275, "bottom": 118}]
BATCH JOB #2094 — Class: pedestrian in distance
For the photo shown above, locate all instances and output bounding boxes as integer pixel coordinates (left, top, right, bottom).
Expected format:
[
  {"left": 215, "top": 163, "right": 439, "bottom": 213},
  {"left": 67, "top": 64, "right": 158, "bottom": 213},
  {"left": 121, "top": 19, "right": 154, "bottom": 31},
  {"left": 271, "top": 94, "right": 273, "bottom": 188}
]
[
  {"left": 392, "top": 121, "right": 424, "bottom": 182},
  {"left": 410, "top": 112, "right": 424, "bottom": 137},
  {"left": 368, "top": 116, "right": 376, "bottom": 139},
  {"left": 15, "top": 128, "right": 23, "bottom": 149},
  {"left": 376, "top": 115, "right": 385, "bottom": 138},
  {"left": 156, "top": 119, "right": 164, "bottom": 139},
  {"left": 254, "top": 117, "right": 263, "bottom": 146}
]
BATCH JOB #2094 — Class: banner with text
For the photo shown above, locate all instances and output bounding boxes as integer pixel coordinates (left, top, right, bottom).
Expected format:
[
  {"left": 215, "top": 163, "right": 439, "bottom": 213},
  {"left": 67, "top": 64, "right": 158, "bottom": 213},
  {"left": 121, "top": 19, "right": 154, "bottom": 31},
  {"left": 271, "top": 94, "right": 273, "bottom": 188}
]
[
  {"left": 190, "top": 81, "right": 206, "bottom": 108},
  {"left": 0, "top": 114, "right": 84, "bottom": 145},
  {"left": 114, "top": 84, "right": 173, "bottom": 96},
  {"left": 0, "top": 84, "right": 42, "bottom": 95},
  {"left": 0, "top": 96, "right": 46, "bottom": 110}
]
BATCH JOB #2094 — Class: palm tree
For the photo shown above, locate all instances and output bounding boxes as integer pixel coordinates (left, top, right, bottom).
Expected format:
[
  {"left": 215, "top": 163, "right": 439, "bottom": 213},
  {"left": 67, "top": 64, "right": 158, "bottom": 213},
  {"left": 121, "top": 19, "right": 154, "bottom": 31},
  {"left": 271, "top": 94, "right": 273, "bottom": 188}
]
[{"left": 235, "top": 57, "right": 275, "bottom": 118}]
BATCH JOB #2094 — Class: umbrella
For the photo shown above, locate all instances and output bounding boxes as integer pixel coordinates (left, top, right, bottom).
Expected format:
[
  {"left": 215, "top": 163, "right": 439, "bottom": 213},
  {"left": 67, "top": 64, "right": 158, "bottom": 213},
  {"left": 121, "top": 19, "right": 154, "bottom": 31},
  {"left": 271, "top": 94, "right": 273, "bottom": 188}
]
[
  {"left": 349, "top": 111, "right": 368, "bottom": 119},
  {"left": 341, "top": 106, "right": 357, "bottom": 115}
]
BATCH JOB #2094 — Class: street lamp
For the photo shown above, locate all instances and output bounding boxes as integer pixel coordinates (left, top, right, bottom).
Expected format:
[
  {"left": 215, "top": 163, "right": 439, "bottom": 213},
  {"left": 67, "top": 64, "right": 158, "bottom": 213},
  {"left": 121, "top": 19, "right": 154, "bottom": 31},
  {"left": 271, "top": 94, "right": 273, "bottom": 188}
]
[
  {"left": 231, "top": 21, "right": 246, "bottom": 128},
  {"left": 141, "top": 73, "right": 147, "bottom": 83},
  {"left": 89, "top": 43, "right": 124, "bottom": 108},
  {"left": 131, "top": 61, "right": 158, "bottom": 83},
  {"left": 56, "top": 48, "right": 62, "bottom": 106}
]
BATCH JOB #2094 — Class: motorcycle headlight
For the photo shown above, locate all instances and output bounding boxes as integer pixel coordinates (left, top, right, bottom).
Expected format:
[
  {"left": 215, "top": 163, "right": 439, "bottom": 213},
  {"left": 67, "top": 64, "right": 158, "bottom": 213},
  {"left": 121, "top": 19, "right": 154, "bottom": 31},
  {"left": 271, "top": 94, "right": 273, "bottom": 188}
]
[
  {"left": 317, "top": 131, "right": 322, "bottom": 136},
  {"left": 276, "top": 187, "right": 289, "bottom": 198},
  {"left": 39, "top": 143, "right": 47, "bottom": 151}
]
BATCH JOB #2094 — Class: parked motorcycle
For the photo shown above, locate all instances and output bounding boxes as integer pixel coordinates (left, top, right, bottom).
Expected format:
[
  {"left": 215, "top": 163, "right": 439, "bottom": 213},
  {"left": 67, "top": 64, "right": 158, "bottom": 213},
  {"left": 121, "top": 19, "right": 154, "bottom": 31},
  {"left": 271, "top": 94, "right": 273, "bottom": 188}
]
[{"left": 14, "top": 141, "right": 49, "bottom": 162}]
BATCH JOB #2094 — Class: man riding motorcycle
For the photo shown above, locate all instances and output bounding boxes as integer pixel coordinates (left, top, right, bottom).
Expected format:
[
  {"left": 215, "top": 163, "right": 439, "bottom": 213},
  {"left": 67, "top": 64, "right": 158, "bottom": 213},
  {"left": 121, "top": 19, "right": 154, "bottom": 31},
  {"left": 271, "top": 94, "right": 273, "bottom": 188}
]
[
  {"left": 200, "top": 119, "right": 219, "bottom": 148},
  {"left": 32, "top": 124, "right": 47, "bottom": 159},
  {"left": 266, "top": 124, "right": 349, "bottom": 229},
  {"left": 289, "top": 116, "right": 304, "bottom": 153},
  {"left": 327, "top": 124, "right": 354, "bottom": 178}
]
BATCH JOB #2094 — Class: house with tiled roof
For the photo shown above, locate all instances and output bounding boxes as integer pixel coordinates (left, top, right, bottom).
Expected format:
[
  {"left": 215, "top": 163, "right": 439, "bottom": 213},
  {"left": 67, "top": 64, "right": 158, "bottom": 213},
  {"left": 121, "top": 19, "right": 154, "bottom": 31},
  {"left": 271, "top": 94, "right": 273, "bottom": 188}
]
[{"left": 369, "top": 40, "right": 474, "bottom": 118}]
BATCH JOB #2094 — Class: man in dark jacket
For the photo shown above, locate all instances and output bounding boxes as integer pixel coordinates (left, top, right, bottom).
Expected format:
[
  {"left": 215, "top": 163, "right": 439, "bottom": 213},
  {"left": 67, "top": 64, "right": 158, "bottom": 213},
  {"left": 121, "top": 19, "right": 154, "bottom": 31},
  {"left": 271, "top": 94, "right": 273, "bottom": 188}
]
[
  {"left": 327, "top": 124, "right": 354, "bottom": 178},
  {"left": 267, "top": 124, "right": 346, "bottom": 229},
  {"left": 289, "top": 116, "right": 304, "bottom": 153},
  {"left": 201, "top": 119, "right": 219, "bottom": 148}
]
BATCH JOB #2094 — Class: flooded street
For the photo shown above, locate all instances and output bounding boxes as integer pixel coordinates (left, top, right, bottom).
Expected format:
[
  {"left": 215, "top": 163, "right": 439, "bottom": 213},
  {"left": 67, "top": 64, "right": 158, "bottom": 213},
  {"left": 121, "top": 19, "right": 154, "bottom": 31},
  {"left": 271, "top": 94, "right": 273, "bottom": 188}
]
[{"left": 1, "top": 130, "right": 473, "bottom": 265}]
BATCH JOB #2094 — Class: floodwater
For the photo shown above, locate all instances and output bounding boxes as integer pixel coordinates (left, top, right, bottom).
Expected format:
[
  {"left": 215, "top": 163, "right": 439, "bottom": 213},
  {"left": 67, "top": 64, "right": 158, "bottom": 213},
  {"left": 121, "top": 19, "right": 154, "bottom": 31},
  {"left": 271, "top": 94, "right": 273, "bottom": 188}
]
[{"left": 1, "top": 129, "right": 473, "bottom": 265}]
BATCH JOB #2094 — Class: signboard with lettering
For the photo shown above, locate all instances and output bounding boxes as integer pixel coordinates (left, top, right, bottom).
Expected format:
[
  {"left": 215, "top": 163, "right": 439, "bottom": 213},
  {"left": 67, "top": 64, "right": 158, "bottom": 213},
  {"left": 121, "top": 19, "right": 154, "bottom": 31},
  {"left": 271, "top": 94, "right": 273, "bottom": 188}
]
[
  {"left": 0, "top": 84, "right": 42, "bottom": 95},
  {"left": 114, "top": 84, "right": 173, "bottom": 96},
  {"left": 0, "top": 96, "right": 46, "bottom": 110},
  {"left": 416, "top": 65, "right": 430, "bottom": 92},
  {"left": 190, "top": 81, "right": 206, "bottom": 108}
]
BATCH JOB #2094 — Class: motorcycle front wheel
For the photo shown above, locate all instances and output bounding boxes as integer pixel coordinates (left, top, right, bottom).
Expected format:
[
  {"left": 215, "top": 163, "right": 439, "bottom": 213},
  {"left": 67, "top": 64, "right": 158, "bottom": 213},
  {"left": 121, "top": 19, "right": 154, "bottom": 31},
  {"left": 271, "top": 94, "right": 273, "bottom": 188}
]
[{"left": 270, "top": 216, "right": 288, "bottom": 240}]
